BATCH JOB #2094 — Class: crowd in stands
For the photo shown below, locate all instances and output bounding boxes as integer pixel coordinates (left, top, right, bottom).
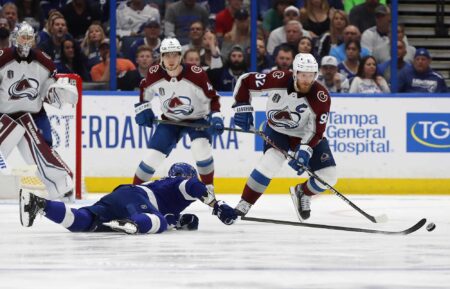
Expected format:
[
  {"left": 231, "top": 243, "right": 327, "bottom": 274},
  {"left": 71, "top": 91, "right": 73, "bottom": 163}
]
[{"left": 0, "top": 0, "right": 446, "bottom": 93}]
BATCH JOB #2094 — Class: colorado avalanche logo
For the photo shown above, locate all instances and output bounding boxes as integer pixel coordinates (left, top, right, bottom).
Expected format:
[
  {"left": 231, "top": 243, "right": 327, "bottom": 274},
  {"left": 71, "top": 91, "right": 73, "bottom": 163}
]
[
  {"left": 267, "top": 106, "right": 300, "bottom": 129},
  {"left": 163, "top": 93, "right": 194, "bottom": 115},
  {"left": 317, "top": 91, "right": 328, "bottom": 102},
  {"left": 8, "top": 75, "right": 39, "bottom": 100}
]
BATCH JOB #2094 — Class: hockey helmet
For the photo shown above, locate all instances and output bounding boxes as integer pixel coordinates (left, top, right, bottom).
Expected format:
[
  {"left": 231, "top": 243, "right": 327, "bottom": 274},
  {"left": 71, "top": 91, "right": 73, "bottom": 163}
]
[
  {"left": 160, "top": 37, "right": 182, "bottom": 55},
  {"left": 13, "top": 21, "right": 35, "bottom": 58},
  {"left": 168, "top": 163, "right": 197, "bottom": 179},
  {"left": 292, "top": 53, "right": 318, "bottom": 83}
]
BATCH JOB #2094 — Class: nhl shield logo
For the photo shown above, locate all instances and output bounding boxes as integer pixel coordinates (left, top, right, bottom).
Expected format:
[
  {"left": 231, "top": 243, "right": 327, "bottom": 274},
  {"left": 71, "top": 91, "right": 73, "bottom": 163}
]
[
  {"left": 7, "top": 70, "right": 13, "bottom": 79},
  {"left": 159, "top": 87, "right": 165, "bottom": 96}
]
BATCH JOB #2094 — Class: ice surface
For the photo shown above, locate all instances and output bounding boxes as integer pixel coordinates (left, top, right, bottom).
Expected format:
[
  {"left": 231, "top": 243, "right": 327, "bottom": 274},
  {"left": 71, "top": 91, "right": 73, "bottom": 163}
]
[{"left": 1, "top": 194, "right": 449, "bottom": 289}]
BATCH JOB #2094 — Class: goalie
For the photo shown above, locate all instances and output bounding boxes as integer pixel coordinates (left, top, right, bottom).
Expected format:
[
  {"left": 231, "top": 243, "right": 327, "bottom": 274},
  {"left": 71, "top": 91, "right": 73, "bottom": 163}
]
[
  {"left": 0, "top": 22, "right": 78, "bottom": 200},
  {"left": 20, "top": 163, "right": 237, "bottom": 234}
]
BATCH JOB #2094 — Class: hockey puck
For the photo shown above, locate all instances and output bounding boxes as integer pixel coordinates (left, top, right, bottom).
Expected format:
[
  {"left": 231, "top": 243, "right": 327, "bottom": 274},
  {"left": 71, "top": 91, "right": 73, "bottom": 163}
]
[{"left": 426, "top": 222, "right": 436, "bottom": 232}]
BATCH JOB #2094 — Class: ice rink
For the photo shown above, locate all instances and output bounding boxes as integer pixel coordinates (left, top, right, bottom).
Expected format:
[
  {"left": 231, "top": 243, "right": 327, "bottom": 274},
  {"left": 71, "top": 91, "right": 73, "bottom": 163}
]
[{"left": 1, "top": 193, "right": 449, "bottom": 289}]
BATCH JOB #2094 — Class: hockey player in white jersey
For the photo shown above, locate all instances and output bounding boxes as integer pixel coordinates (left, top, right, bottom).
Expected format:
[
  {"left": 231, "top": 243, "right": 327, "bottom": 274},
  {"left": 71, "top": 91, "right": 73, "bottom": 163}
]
[
  {"left": 0, "top": 22, "right": 78, "bottom": 200},
  {"left": 133, "top": 37, "right": 224, "bottom": 194},
  {"left": 232, "top": 53, "right": 338, "bottom": 221}
]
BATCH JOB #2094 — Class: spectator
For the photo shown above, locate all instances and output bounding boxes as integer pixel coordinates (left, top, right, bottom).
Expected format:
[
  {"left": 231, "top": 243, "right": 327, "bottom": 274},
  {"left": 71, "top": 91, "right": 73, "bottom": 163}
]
[
  {"left": 349, "top": 0, "right": 381, "bottom": 33},
  {"left": 337, "top": 40, "right": 360, "bottom": 80},
  {"left": 372, "top": 24, "right": 416, "bottom": 64},
  {"left": 199, "top": 30, "right": 223, "bottom": 71},
  {"left": 317, "top": 55, "right": 350, "bottom": 92},
  {"left": 39, "top": 0, "right": 70, "bottom": 21},
  {"left": 1, "top": 2, "right": 18, "bottom": 31},
  {"left": 298, "top": 36, "right": 314, "bottom": 54},
  {"left": 317, "top": 9, "right": 349, "bottom": 59},
  {"left": 81, "top": 23, "right": 107, "bottom": 69},
  {"left": 330, "top": 25, "right": 370, "bottom": 63},
  {"left": 377, "top": 40, "right": 411, "bottom": 82},
  {"left": 116, "top": 0, "right": 160, "bottom": 37},
  {"left": 57, "top": 38, "right": 91, "bottom": 81},
  {"left": 215, "top": 0, "right": 243, "bottom": 38},
  {"left": 38, "top": 15, "right": 71, "bottom": 65},
  {"left": 344, "top": 0, "right": 386, "bottom": 13},
  {"left": 61, "top": 0, "right": 102, "bottom": 41},
  {"left": 17, "top": 0, "right": 41, "bottom": 31},
  {"left": 271, "top": 44, "right": 295, "bottom": 71},
  {"left": 263, "top": 0, "right": 295, "bottom": 36},
  {"left": 222, "top": 8, "right": 250, "bottom": 58},
  {"left": 300, "top": 0, "right": 331, "bottom": 37},
  {"left": 328, "top": 0, "right": 344, "bottom": 10},
  {"left": 37, "top": 10, "right": 63, "bottom": 46},
  {"left": 349, "top": 55, "right": 390, "bottom": 93},
  {"left": 272, "top": 20, "right": 304, "bottom": 57},
  {"left": 129, "top": 19, "right": 162, "bottom": 64},
  {"left": 267, "top": 6, "right": 312, "bottom": 55},
  {"left": 398, "top": 48, "right": 448, "bottom": 93},
  {"left": 254, "top": 38, "right": 274, "bottom": 74},
  {"left": 90, "top": 38, "right": 136, "bottom": 82},
  {"left": 207, "top": 45, "right": 247, "bottom": 91},
  {"left": 164, "top": 0, "right": 209, "bottom": 45},
  {"left": 0, "top": 17, "right": 10, "bottom": 49},
  {"left": 361, "top": 5, "right": 390, "bottom": 54},
  {"left": 183, "top": 48, "right": 201, "bottom": 66},
  {"left": 118, "top": 45, "right": 153, "bottom": 91},
  {"left": 181, "top": 21, "right": 205, "bottom": 53}
]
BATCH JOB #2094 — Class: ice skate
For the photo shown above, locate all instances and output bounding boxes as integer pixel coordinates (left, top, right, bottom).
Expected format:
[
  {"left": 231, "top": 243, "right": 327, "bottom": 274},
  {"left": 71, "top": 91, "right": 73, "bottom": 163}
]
[
  {"left": 289, "top": 184, "right": 311, "bottom": 222},
  {"left": 103, "top": 219, "right": 138, "bottom": 235},
  {"left": 235, "top": 199, "right": 252, "bottom": 217},
  {"left": 20, "top": 190, "right": 46, "bottom": 227}
]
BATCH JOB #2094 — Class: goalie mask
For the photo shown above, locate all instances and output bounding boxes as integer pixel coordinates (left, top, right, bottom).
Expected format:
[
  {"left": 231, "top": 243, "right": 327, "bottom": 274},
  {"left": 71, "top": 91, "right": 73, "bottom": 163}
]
[
  {"left": 292, "top": 53, "right": 318, "bottom": 88},
  {"left": 13, "top": 22, "right": 35, "bottom": 58},
  {"left": 160, "top": 37, "right": 182, "bottom": 71},
  {"left": 168, "top": 163, "right": 197, "bottom": 179}
]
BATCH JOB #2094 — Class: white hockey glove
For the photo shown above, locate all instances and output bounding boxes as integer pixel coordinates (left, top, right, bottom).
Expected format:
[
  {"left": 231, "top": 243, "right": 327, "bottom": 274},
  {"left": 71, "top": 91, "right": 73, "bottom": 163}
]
[{"left": 46, "top": 77, "right": 78, "bottom": 109}]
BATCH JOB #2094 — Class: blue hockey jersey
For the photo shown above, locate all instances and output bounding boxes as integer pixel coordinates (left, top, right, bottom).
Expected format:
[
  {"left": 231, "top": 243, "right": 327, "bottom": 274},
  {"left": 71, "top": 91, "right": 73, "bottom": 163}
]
[{"left": 398, "top": 66, "right": 448, "bottom": 93}]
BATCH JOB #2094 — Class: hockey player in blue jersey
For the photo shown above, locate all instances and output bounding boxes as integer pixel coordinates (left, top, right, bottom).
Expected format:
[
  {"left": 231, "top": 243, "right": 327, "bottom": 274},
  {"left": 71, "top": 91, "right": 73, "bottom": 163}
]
[{"left": 19, "top": 163, "right": 237, "bottom": 234}]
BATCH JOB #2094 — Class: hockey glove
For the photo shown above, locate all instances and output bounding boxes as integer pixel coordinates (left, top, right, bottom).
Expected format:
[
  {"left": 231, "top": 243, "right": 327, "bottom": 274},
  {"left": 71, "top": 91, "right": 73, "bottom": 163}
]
[
  {"left": 134, "top": 102, "right": 155, "bottom": 127},
  {"left": 213, "top": 200, "right": 237, "bottom": 225},
  {"left": 232, "top": 102, "right": 254, "bottom": 131},
  {"left": 176, "top": 214, "right": 199, "bottom": 231},
  {"left": 288, "top": 144, "right": 313, "bottom": 175},
  {"left": 208, "top": 112, "right": 224, "bottom": 136}
]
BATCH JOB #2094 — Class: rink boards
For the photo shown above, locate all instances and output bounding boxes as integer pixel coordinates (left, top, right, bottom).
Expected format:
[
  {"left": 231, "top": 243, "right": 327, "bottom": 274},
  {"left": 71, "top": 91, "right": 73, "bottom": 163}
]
[{"left": 39, "top": 92, "right": 450, "bottom": 194}]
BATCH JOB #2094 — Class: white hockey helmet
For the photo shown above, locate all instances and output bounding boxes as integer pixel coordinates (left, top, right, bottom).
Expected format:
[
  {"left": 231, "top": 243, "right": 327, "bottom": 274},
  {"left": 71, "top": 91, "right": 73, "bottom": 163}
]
[
  {"left": 160, "top": 37, "right": 182, "bottom": 55},
  {"left": 13, "top": 21, "right": 35, "bottom": 58},
  {"left": 292, "top": 53, "right": 318, "bottom": 82}
]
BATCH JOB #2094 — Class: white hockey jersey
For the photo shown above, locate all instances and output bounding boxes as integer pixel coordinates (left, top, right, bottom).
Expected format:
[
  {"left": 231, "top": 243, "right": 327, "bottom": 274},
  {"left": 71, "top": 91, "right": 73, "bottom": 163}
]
[
  {"left": 233, "top": 70, "right": 331, "bottom": 148},
  {"left": 116, "top": 3, "right": 160, "bottom": 37},
  {"left": 140, "top": 64, "right": 221, "bottom": 121},
  {"left": 0, "top": 48, "right": 56, "bottom": 114}
]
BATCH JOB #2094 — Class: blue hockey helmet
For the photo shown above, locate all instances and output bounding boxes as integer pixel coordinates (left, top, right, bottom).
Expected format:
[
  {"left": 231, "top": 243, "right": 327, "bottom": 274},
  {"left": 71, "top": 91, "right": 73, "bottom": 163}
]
[{"left": 168, "top": 163, "right": 197, "bottom": 179}]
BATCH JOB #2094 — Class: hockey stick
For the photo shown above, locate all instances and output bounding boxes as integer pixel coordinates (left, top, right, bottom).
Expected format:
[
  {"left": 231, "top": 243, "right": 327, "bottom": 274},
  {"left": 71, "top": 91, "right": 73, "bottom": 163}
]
[
  {"left": 241, "top": 216, "right": 426, "bottom": 235},
  {"left": 255, "top": 130, "right": 388, "bottom": 223},
  {"left": 153, "top": 119, "right": 254, "bottom": 134},
  {"left": 154, "top": 118, "right": 387, "bottom": 223}
]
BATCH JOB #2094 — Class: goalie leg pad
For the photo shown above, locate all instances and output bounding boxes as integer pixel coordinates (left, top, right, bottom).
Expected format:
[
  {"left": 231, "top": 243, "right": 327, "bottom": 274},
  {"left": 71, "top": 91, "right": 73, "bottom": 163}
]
[
  {"left": 17, "top": 113, "right": 73, "bottom": 199},
  {"left": 0, "top": 114, "right": 25, "bottom": 157},
  {"left": 134, "top": 149, "right": 166, "bottom": 184},
  {"left": 191, "top": 138, "right": 214, "bottom": 184}
]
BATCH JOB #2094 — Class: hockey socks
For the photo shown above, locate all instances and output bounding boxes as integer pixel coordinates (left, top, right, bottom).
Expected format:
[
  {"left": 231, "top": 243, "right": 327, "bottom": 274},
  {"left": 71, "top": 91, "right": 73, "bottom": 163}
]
[
  {"left": 44, "top": 200, "right": 94, "bottom": 232},
  {"left": 129, "top": 213, "right": 168, "bottom": 234}
]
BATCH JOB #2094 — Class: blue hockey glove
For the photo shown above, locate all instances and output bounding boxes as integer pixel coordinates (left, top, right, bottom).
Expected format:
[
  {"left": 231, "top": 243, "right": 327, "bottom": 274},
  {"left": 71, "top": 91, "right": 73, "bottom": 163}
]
[
  {"left": 208, "top": 112, "right": 224, "bottom": 136},
  {"left": 232, "top": 102, "right": 254, "bottom": 131},
  {"left": 134, "top": 102, "right": 155, "bottom": 127},
  {"left": 176, "top": 214, "right": 199, "bottom": 231},
  {"left": 288, "top": 144, "right": 313, "bottom": 175},
  {"left": 213, "top": 200, "right": 237, "bottom": 225}
]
